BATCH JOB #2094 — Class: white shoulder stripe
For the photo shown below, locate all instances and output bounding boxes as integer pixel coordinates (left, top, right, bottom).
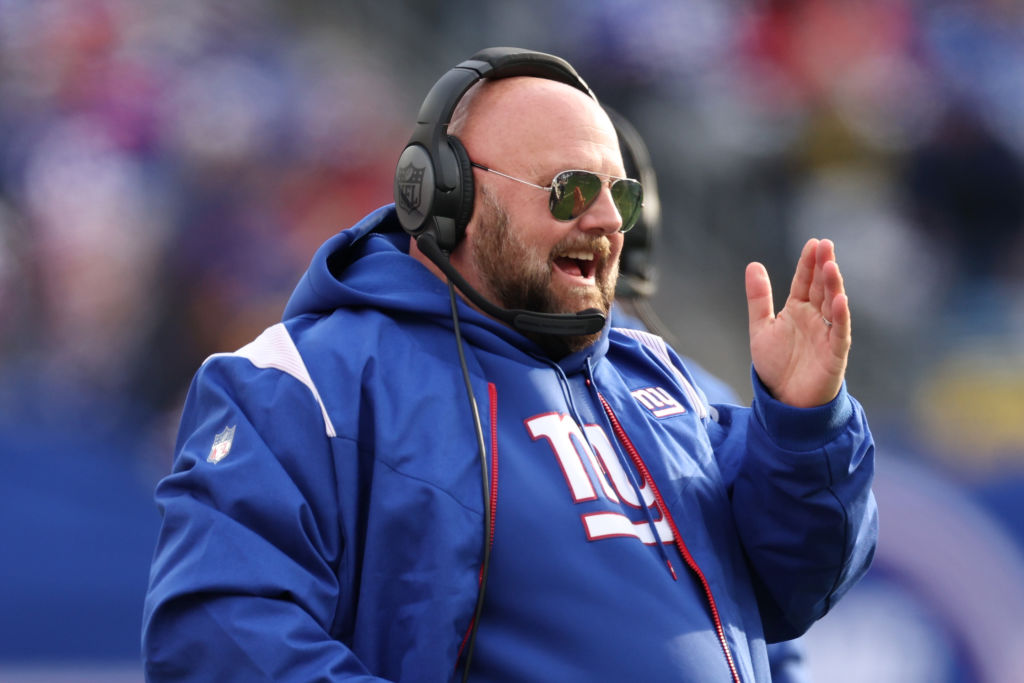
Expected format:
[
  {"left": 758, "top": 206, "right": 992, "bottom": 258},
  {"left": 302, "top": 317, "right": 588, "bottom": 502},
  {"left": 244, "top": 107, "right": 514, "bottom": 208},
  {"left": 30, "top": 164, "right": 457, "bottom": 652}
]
[
  {"left": 615, "top": 327, "right": 708, "bottom": 420},
  {"left": 207, "top": 323, "right": 337, "bottom": 437}
]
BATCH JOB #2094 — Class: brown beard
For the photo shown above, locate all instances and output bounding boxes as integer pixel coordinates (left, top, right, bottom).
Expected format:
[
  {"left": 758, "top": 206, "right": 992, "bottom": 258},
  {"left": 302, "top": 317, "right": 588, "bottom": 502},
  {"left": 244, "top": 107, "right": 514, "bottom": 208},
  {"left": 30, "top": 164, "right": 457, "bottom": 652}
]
[{"left": 471, "top": 188, "right": 617, "bottom": 357}]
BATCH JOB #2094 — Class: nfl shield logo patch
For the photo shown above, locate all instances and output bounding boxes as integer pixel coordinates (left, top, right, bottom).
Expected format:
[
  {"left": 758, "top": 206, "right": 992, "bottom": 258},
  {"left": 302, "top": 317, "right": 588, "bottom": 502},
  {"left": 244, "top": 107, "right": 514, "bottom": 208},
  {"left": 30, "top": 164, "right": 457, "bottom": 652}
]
[
  {"left": 396, "top": 162, "right": 425, "bottom": 215},
  {"left": 207, "top": 425, "right": 236, "bottom": 464}
]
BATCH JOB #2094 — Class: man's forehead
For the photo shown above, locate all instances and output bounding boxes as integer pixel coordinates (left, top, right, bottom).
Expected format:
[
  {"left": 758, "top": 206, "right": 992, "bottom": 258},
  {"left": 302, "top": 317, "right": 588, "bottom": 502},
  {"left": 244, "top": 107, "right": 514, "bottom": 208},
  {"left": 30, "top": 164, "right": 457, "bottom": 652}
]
[
  {"left": 482, "top": 76, "right": 595, "bottom": 111},
  {"left": 455, "top": 78, "right": 595, "bottom": 125}
]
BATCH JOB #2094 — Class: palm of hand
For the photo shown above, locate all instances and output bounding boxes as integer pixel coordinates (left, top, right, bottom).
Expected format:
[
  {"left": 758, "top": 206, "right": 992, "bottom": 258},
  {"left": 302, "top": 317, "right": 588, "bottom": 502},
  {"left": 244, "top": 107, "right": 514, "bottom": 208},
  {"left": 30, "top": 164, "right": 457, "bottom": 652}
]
[{"left": 745, "top": 239, "right": 851, "bottom": 408}]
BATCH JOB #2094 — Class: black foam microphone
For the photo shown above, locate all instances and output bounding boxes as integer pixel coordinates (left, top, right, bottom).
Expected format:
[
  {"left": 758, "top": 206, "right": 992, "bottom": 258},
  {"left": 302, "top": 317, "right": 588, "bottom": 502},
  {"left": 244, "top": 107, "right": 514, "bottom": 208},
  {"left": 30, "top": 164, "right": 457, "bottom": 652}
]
[{"left": 416, "top": 232, "right": 607, "bottom": 336}]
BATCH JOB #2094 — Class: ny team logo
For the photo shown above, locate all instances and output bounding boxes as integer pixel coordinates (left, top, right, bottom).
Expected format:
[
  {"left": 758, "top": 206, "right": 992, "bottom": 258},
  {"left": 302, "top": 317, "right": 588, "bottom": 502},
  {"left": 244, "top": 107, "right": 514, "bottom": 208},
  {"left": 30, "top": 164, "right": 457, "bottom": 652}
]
[
  {"left": 526, "top": 413, "right": 675, "bottom": 545},
  {"left": 631, "top": 386, "right": 686, "bottom": 418}
]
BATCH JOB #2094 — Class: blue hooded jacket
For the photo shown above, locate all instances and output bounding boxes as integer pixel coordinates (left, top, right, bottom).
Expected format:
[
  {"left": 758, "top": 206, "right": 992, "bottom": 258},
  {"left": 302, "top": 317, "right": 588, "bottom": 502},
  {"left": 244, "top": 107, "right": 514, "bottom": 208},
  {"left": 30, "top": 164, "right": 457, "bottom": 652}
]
[{"left": 143, "top": 205, "right": 877, "bottom": 682}]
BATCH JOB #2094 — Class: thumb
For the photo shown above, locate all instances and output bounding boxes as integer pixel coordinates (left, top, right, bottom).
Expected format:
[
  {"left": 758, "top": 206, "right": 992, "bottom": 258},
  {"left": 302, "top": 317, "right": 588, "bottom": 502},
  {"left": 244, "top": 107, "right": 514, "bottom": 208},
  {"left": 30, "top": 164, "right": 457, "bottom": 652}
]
[{"left": 745, "top": 262, "right": 774, "bottom": 332}]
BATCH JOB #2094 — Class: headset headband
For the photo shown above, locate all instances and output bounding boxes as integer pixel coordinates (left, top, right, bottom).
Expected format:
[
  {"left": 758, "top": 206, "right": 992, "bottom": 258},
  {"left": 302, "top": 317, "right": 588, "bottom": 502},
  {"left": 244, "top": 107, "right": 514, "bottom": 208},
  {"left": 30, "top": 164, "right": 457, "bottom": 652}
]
[{"left": 410, "top": 49, "right": 596, "bottom": 188}]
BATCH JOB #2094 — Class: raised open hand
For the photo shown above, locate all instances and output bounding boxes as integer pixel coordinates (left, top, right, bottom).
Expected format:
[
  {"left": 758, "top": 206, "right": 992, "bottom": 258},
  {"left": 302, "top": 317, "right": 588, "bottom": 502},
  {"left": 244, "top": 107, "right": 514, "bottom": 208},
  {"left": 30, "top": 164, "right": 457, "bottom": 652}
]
[{"left": 745, "top": 238, "right": 850, "bottom": 408}]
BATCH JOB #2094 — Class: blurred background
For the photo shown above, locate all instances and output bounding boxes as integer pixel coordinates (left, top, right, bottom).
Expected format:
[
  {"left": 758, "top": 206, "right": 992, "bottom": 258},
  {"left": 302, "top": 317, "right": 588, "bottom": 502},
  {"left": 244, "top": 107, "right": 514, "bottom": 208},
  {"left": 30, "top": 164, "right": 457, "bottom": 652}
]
[{"left": 2, "top": 0, "right": 1024, "bottom": 681}]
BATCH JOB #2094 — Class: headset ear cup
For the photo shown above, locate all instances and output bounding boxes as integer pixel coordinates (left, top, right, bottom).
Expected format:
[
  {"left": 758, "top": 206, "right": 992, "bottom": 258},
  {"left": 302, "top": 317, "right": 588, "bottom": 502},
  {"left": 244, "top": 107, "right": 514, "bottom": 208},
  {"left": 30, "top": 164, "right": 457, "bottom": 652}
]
[
  {"left": 394, "top": 143, "right": 436, "bottom": 236},
  {"left": 446, "top": 135, "right": 475, "bottom": 247}
]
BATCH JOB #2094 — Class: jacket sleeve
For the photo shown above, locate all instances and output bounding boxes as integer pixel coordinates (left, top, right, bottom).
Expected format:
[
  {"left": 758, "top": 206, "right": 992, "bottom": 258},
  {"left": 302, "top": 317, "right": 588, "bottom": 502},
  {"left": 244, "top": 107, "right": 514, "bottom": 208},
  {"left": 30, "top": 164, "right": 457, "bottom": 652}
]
[
  {"left": 707, "top": 368, "right": 878, "bottom": 643},
  {"left": 142, "top": 356, "right": 386, "bottom": 682}
]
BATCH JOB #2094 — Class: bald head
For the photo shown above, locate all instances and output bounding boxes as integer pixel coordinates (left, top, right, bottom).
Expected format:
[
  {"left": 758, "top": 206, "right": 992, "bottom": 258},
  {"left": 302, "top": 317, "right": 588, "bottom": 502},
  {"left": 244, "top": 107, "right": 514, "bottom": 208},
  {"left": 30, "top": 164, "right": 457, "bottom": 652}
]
[{"left": 448, "top": 77, "right": 623, "bottom": 180}]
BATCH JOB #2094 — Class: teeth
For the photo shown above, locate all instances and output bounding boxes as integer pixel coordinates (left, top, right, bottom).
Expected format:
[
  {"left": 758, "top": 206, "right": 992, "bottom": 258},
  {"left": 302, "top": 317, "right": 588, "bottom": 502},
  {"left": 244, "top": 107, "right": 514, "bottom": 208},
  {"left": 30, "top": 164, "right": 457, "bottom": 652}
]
[{"left": 560, "top": 250, "right": 594, "bottom": 261}]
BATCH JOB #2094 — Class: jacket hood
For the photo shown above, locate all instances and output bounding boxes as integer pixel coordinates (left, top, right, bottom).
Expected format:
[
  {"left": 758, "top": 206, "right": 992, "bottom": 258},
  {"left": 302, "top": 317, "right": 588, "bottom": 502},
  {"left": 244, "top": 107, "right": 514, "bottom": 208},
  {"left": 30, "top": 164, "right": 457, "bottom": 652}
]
[
  {"left": 283, "top": 205, "right": 447, "bottom": 323},
  {"left": 282, "top": 205, "right": 611, "bottom": 368}
]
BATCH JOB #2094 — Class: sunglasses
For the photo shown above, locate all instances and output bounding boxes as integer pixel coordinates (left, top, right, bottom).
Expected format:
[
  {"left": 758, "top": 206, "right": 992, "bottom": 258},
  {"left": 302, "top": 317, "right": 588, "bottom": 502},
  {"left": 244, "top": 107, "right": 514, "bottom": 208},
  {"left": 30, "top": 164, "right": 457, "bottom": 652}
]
[{"left": 470, "top": 162, "right": 643, "bottom": 232}]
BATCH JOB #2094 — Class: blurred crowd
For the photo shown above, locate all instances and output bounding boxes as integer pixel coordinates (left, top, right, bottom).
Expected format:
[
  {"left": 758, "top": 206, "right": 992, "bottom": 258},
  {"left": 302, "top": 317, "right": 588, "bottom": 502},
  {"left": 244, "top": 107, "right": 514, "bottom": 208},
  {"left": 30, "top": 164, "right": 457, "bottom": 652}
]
[
  {"left": 2, "top": 1, "right": 1024, "bottom": 681},
  {"left": 0, "top": 0, "right": 404, "bottom": 445}
]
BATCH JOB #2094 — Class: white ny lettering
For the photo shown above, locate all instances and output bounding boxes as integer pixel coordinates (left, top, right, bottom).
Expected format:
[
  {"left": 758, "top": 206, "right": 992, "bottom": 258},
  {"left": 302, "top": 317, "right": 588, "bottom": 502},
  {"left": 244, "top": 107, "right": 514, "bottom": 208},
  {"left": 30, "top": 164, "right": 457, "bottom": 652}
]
[{"left": 525, "top": 412, "right": 672, "bottom": 544}]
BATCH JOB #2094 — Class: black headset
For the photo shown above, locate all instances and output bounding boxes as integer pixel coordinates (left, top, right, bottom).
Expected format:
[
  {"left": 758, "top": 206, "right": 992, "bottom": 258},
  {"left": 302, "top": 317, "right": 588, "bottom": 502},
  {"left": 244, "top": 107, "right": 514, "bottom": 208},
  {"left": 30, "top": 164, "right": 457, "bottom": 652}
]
[
  {"left": 393, "top": 47, "right": 606, "bottom": 337},
  {"left": 608, "top": 107, "right": 661, "bottom": 301},
  {"left": 604, "top": 107, "right": 681, "bottom": 345}
]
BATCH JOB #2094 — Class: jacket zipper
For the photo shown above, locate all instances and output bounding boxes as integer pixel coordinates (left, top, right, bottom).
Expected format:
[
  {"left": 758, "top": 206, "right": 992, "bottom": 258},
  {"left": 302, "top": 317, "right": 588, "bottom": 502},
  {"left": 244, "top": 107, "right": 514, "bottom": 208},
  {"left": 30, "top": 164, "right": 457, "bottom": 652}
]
[
  {"left": 597, "top": 391, "right": 742, "bottom": 683},
  {"left": 486, "top": 382, "right": 499, "bottom": 552},
  {"left": 582, "top": 367, "right": 679, "bottom": 579}
]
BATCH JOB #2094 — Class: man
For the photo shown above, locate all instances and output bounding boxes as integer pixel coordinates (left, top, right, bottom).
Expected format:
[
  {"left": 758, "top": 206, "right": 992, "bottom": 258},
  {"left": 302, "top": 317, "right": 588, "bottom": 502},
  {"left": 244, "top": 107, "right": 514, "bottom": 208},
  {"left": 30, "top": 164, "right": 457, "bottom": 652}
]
[{"left": 143, "top": 48, "right": 876, "bottom": 682}]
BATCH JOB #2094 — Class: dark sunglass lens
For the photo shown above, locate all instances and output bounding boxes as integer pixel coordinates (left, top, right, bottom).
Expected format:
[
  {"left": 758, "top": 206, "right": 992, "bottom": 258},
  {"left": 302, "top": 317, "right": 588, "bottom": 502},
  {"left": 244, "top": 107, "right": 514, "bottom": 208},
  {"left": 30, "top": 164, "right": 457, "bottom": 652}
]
[
  {"left": 612, "top": 180, "right": 643, "bottom": 232},
  {"left": 549, "top": 171, "right": 602, "bottom": 220}
]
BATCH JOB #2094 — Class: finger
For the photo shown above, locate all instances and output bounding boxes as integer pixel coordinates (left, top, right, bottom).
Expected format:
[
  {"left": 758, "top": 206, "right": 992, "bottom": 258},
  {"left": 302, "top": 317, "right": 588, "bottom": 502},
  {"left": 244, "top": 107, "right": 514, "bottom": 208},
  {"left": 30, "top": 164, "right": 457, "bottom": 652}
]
[
  {"left": 788, "top": 238, "right": 819, "bottom": 304},
  {"left": 817, "top": 238, "right": 837, "bottom": 265},
  {"left": 809, "top": 239, "right": 831, "bottom": 308},
  {"left": 745, "top": 261, "right": 775, "bottom": 332},
  {"left": 829, "top": 292, "right": 852, "bottom": 357},
  {"left": 821, "top": 259, "right": 845, "bottom": 323}
]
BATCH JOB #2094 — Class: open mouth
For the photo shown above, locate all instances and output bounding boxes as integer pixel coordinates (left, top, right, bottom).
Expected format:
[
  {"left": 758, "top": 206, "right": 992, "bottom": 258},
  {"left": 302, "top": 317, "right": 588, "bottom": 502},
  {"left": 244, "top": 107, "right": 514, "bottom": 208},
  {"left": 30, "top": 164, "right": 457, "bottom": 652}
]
[{"left": 553, "top": 249, "right": 597, "bottom": 279}]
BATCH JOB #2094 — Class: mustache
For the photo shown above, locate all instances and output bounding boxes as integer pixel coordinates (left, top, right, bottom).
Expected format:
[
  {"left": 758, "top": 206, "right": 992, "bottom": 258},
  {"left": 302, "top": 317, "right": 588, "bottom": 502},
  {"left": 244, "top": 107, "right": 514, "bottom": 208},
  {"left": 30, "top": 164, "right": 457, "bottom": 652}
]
[{"left": 549, "top": 235, "right": 613, "bottom": 261}]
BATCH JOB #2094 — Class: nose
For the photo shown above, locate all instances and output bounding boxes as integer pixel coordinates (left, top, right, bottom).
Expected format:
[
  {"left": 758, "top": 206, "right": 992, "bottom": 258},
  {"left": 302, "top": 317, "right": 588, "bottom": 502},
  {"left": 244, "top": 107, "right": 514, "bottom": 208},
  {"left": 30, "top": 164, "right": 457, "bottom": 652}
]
[{"left": 576, "top": 185, "right": 623, "bottom": 235}]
